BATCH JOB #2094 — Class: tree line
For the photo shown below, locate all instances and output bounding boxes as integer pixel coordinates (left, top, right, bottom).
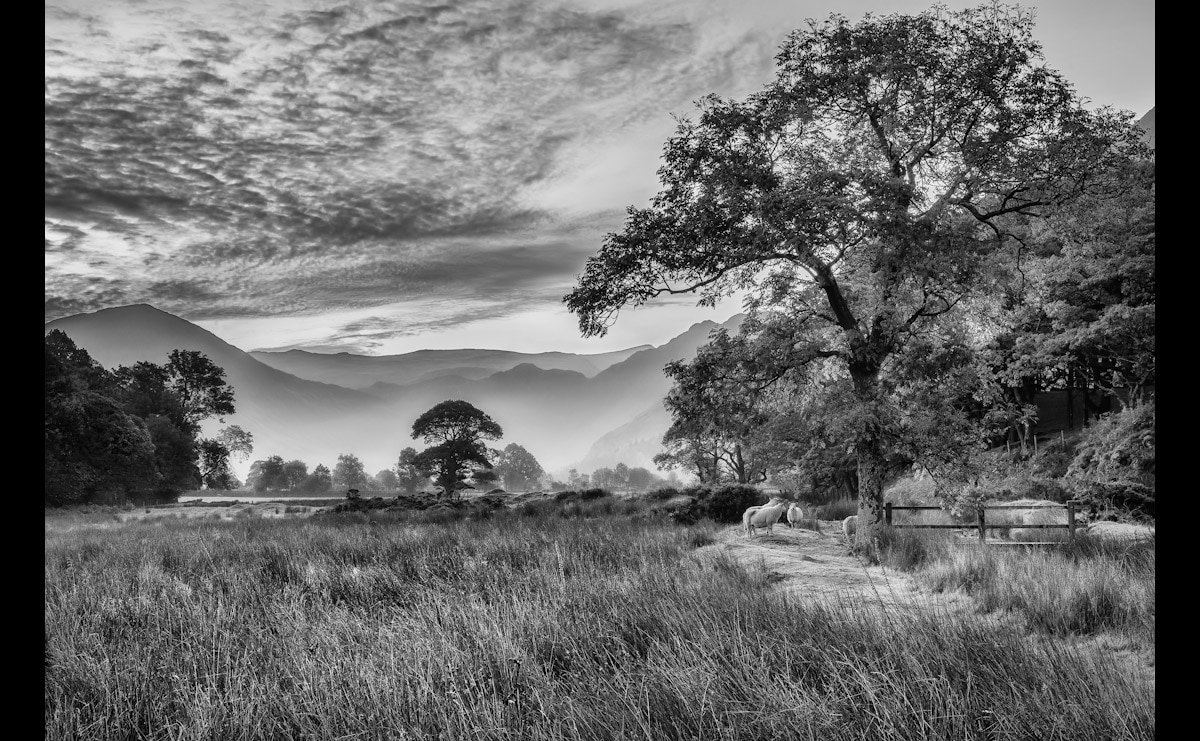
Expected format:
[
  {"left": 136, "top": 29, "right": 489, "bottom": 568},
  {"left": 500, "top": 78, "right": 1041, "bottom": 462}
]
[
  {"left": 45, "top": 330, "right": 251, "bottom": 505},
  {"left": 242, "top": 399, "right": 672, "bottom": 498}
]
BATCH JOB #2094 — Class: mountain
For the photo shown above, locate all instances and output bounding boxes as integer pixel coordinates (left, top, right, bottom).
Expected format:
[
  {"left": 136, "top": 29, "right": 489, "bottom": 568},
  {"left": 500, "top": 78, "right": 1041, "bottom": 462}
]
[
  {"left": 44, "top": 305, "right": 385, "bottom": 478},
  {"left": 45, "top": 304, "right": 743, "bottom": 484},
  {"left": 571, "top": 402, "right": 674, "bottom": 476},
  {"left": 1136, "top": 106, "right": 1155, "bottom": 149},
  {"left": 250, "top": 345, "right": 650, "bottom": 390}
]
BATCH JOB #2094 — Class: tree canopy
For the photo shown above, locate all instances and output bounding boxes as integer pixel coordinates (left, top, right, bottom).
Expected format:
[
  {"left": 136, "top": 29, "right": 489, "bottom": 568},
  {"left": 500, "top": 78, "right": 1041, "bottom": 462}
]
[
  {"left": 410, "top": 400, "right": 504, "bottom": 499},
  {"left": 45, "top": 330, "right": 242, "bottom": 504},
  {"left": 564, "top": 3, "right": 1147, "bottom": 552},
  {"left": 492, "top": 443, "right": 545, "bottom": 491}
]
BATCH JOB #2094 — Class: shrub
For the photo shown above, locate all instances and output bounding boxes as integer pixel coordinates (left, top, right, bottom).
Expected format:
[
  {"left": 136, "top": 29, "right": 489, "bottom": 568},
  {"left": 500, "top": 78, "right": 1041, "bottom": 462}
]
[
  {"left": 882, "top": 476, "right": 936, "bottom": 506},
  {"left": 644, "top": 487, "right": 682, "bottom": 501},
  {"left": 1067, "top": 403, "right": 1155, "bottom": 489},
  {"left": 554, "top": 488, "right": 611, "bottom": 503},
  {"left": 1031, "top": 437, "right": 1076, "bottom": 478},
  {"left": 695, "top": 485, "right": 767, "bottom": 524},
  {"left": 1021, "top": 477, "right": 1072, "bottom": 503},
  {"left": 1069, "top": 480, "right": 1155, "bottom": 521}
]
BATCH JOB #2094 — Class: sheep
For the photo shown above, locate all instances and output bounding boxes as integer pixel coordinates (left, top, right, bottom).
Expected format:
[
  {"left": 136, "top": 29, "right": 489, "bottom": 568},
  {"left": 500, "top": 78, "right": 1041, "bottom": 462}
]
[
  {"left": 743, "top": 497, "right": 789, "bottom": 537},
  {"left": 842, "top": 514, "right": 858, "bottom": 542},
  {"left": 786, "top": 503, "right": 804, "bottom": 529}
]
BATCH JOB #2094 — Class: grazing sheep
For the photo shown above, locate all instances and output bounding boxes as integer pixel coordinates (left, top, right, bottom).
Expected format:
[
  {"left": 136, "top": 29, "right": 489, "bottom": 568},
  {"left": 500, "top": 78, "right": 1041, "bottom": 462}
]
[
  {"left": 743, "top": 497, "right": 789, "bottom": 537},
  {"left": 842, "top": 514, "right": 859, "bottom": 541},
  {"left": 786, "top": 503, "right": 804, "bottom": 529}
]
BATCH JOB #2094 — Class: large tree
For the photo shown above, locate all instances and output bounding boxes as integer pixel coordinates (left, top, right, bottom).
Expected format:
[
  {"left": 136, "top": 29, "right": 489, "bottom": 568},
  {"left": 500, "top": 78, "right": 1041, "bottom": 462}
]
[
  {"left": 410, "top": 400, "right": 503, "bottom": 499},
  {"left": 564, "top": 3, "right": 1145, "bottom": 552},
  {"left": 492, "top": 442, "right": 545, "bottom": 491},
  {"left": 45, "top": 331, "right": 158, "bottom": 504},
  {"left": 332, "top": 453, "right": 369, "bottom": 491},
  {"left": 111, "top": 349, "right": 238, "bottom": 492},
  {"left": 246, "top": 456, "right": 287, "bottom": 492},
  {"left": 395, "top": 447, "right": 430, "bottom": 495}
]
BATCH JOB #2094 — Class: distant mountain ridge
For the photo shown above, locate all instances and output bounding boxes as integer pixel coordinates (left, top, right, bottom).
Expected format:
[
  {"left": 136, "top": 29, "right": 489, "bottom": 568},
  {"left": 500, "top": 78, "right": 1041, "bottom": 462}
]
[
  {"left": 251, "top": 344, "right": 652, "bottom": 389},
  {"left": 45, "top": 304, "right": 743, "bottom": 482}
]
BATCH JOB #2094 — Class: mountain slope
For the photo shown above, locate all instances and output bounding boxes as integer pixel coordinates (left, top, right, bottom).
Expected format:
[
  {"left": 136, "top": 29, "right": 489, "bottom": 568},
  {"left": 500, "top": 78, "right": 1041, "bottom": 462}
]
[
  {"left": 45, "top": 305, "right": 380, "bottom": 478},
  {"left": 1136, "top": 106, "right": 1154, "bottom": 149}
]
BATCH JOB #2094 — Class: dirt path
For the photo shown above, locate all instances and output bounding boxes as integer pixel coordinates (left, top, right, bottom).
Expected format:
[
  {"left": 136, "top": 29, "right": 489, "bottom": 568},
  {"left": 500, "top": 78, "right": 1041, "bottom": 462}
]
[{"left": 694, "top": 521, "right": 977, "bottom": 614}]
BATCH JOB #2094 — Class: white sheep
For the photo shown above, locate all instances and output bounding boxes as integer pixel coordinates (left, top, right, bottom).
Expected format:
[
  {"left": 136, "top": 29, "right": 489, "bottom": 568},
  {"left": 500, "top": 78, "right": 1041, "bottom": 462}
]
[
  {"left": 743, "top": 497, "right": 789, "bottom": 537},
  {"left": 786, "top": 503, "right": 804, "bottom": 529},
  {"left": 842, "top": 514, "right": 859, "bottom": 542}
]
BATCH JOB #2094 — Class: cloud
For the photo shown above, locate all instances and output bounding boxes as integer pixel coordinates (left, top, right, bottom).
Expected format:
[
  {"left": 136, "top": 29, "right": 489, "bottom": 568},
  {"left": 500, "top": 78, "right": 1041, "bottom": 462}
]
[{"left": 42, "top": 0, "right": 785, "bottom": 353}]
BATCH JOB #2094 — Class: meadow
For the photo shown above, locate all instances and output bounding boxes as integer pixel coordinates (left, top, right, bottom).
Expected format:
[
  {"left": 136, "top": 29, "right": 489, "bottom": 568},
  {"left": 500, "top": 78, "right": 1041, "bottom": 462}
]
[{"left": 45, "top": 500, "right": 1154, "bottom": 740}]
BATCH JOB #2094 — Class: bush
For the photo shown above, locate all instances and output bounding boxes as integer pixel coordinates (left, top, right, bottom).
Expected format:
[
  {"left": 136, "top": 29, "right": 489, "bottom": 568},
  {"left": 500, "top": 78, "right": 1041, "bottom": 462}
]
[
  {"left": 1067, "top": 403, "right": 1155, "bottom": 489},
  {"left": 644, "top": 487, "right": 682, "bottom": 501},
  {"left": 1070, "top": 480, "right": 1155, "bottom": 521},
  {"left": 1022, "top": 477, "right": 1072, "bottom": 504},
  {"left": 554, "top": 488, "right": 611, "bottom": 502},
  {"left": 696, "top": 485, "right": 769, "bottom": 524}
]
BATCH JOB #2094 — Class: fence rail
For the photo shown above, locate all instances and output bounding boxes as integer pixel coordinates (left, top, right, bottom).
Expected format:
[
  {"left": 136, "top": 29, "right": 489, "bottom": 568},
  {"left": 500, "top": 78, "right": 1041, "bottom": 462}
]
[{"left": 884, "top": 501, "right": 1082, "bottom": 544}]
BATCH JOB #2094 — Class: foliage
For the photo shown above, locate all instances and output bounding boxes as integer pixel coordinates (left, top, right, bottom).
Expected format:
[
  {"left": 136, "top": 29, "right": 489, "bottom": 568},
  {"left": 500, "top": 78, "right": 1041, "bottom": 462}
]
[
  {"left": 246, "top": 456, "right": 287, "bottom": 492},
  {"left": 197, "top": 438, "right": 240, "bottom": 490},
  {"left": 1062, "top": 402, "right": 1155, "bottom": 520},
  {"left": 144, "top": 414, "right": 200, "bottom": 492},
  {"left": 332, "top": 453, "right": 369, "bottom": 491},
  {"left": 395, "top": 447, "right": 429, "bottom": 495},
  {"left": 1067, "top": 402, "right": 1155, "bottom": 489},
  {"left": 411, "top": 400, "right": 504, "bottom": 499},
  {"left": 668, "top": 485, "right": 770, "bottom": 525},
  {"left": 491, "top": 443, "right": 545, "bottom": 491},
  {"left": 374, "top": 469, "right": 399, "bottom": 490},
  {"left": 112, "top": 350, "right": 235, "bottom": 433},
  {"left": 45, "top": 330, "right": 239, "bottom": 504},
  {"left": 565, "top": 3, "right": 1146, "bottom": 549},
  {"left": 300, "top": 464, "right": 333, "bottom": 494},
  {"left": 44, "top": 390, "right": 158, "bottom": 505},
  {"left": 553, "top": 487, "right": 610, "bottom": 502}
]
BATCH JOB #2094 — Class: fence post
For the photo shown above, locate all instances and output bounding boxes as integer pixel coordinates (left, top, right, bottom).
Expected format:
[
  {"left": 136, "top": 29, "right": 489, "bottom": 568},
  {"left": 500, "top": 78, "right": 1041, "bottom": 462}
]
[
  {"left": 1067, "top": 500, "right": 1076, "bottom": 541},
  {"left": 885, "top": 502, "right": 892, "bottom": 526},
  {"left": 977, "top": 505, "right": 987, "bottom": 545}
]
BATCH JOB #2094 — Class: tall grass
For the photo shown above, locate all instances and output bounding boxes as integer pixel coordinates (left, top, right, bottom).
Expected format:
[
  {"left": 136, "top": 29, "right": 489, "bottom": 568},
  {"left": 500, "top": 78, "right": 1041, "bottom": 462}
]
[
  {"left": 879, "top": 528, "right": 1155, "bottom": 644},
  {"left": 46, "top": 509, "right": 1153, "bottom": 740}
]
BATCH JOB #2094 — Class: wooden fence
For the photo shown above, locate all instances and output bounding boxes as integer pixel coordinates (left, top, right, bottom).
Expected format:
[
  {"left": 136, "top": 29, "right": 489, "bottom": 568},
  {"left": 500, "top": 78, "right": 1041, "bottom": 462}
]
[{"left": 884, "top": 501, "right": 1083, "bottom": 545}]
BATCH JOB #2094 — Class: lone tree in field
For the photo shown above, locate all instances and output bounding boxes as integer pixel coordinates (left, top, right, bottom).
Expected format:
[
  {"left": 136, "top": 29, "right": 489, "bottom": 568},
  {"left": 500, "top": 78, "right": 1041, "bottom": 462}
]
[
  {"left": 411, "top": 400, "right": 503, "bottom": 500},
  {"left": 564, "top": 3, "right": 1146, "bottom": 553}
]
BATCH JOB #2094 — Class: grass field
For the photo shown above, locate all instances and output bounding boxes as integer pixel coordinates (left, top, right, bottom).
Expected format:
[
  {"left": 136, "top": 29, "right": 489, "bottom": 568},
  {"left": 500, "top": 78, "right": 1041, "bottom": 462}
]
[{"left": 45, "top": 503, "right": 1154, "bottom": 740}]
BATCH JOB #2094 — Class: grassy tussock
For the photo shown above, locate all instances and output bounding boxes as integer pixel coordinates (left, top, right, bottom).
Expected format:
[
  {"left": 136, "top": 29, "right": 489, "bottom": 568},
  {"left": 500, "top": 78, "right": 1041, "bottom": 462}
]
[
  {"left": 46, "top": 510, "right": 1153, "bottom": 740},
  {"left": 881, "top": 529, "right": 1154, "bottom": 643}
]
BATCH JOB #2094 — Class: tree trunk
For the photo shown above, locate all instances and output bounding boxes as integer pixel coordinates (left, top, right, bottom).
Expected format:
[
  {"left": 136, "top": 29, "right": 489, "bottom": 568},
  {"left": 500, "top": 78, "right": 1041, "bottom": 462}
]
[
  {"left": 854, "top": 434, "right": 888, "bottom": 551},
  {"left": 848, "top": 359, "right": 887, "bottom": 553}
]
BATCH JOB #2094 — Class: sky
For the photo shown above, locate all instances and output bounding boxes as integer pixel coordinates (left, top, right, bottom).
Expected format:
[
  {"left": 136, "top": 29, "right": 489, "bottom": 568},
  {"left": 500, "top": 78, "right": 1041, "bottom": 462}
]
[{"left": 45, "top": 0, "right": 1154, "bottom": 356}]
